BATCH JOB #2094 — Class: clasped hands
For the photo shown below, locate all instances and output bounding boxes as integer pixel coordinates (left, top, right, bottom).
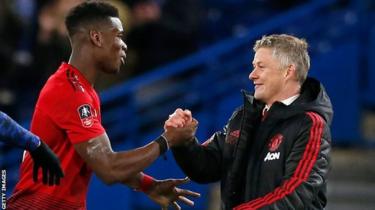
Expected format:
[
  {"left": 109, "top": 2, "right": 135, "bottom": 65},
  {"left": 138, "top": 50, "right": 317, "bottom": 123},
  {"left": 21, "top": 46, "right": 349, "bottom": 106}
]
[
  {"left": 163, "top": 108, "right": 198, "bottom": 147},
  {"left": 145, "top": 108, "right": 199, "bottom": 210}
]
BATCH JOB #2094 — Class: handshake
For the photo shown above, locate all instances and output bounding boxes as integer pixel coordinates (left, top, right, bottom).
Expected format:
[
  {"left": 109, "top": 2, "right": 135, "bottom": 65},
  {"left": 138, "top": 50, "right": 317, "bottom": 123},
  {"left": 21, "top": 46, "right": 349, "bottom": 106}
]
[{"left": 162, "top": 108, "right": 198, "bottom": 148}]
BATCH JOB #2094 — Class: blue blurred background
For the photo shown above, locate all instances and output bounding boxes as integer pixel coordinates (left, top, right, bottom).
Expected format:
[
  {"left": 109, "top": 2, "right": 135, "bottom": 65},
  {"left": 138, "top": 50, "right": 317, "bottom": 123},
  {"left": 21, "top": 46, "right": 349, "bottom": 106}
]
[{"left": 1, "top": 0, "right": 375, "bottom": 209}]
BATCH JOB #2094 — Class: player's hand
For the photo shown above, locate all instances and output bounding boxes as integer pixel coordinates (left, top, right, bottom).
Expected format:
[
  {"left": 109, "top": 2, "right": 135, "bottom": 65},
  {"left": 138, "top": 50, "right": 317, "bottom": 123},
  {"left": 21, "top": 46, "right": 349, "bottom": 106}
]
[
  {"left": 163, "top": 118, "right": 198, "bottom": 147},
  {"left": 164, "top": 108, "right": 192, "bottom": 129},
  {"left": 30, "top": 141, "right": 64, "bottom": 186},
  {"left": 145, "top": 177, "right": 200, "bottom": 209}
]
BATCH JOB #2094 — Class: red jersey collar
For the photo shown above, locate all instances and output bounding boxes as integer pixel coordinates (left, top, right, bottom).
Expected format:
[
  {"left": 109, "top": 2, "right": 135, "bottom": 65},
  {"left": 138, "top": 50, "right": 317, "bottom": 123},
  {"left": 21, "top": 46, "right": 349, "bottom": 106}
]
[{"left": 61, "top": 62, "right": 93, "bottom": 88}]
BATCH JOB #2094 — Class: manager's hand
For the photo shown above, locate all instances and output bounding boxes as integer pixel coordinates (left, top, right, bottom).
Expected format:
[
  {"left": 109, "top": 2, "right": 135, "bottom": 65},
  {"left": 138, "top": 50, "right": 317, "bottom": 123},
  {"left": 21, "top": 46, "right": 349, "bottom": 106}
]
[{"left": 164, "top": 118, "right": 198, "bottom": 147}]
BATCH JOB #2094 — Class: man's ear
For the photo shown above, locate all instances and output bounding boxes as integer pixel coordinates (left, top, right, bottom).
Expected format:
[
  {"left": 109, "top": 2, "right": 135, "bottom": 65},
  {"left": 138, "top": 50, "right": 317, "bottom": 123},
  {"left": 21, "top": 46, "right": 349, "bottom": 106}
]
[
  {"left": 285, "top": 64, "right": 297, "bottom": 80},
  {"left": 89, "top": 30, "right": 103, "bottom": 47}
]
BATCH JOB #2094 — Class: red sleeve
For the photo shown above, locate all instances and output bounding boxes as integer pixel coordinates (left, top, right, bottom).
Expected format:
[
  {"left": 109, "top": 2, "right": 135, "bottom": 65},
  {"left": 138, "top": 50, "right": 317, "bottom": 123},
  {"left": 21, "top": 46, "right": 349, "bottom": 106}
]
[{"left": 49, "top": 90, "right": 105, "bottom": 144}]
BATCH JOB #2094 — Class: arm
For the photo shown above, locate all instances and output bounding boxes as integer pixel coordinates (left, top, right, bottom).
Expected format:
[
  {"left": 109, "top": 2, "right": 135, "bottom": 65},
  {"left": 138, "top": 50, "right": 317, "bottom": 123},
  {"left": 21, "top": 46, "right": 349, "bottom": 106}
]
[
  {"left": 72, "top": 107, "right": 197, "bottom": 185},
  {"left": 74, "top": 133, "right": 200, "bottom": 208},
  {"left": 0, "top": 111, "right": 64, "bottom": 185},
  {"left": 171, "top": 132, "right": 225, "bottom": 183},
  {"left": 234, "top": 112, "right": 331, "bottom": 210},
  {"left": 164, "top": 108, "right": 227, "bottom": 183},
  {"left": 0, "top": 111, "right": 40, "bottom": 150},
  {"left": 73, "top": 132, "right": 162, "bottom": 185}
]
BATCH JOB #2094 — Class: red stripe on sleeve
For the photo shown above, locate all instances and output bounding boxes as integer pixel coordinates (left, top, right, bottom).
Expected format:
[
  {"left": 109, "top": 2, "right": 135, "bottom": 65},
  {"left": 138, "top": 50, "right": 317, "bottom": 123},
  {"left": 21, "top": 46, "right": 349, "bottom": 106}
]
[{"left": 234, "top": 112, "right": 324, "bottom": 210}]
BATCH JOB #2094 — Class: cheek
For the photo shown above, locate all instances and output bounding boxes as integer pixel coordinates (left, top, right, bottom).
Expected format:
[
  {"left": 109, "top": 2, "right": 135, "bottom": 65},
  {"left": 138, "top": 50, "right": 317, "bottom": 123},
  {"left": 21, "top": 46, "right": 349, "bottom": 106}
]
[
  {"left": 113, "top": 40, "right": 123, "bottom": 51},
  {"left": 267, "top": 77, "right": 284, "bottom": 93},
  {"left": 112, "top": 44, "right": 121, "bottom": 52},
  {"left": 260, "top": 75, "right": 279, "bottom": 93},
  {"left": 109, "top": 45, "right": 121, "bottom": 60}
]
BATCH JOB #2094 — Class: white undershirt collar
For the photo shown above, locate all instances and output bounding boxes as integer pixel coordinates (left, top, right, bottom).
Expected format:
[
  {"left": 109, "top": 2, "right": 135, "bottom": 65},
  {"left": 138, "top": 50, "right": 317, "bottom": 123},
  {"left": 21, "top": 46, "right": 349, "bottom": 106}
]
[{"left": 264, "top": 94, "right": 300, "bottom": 111}]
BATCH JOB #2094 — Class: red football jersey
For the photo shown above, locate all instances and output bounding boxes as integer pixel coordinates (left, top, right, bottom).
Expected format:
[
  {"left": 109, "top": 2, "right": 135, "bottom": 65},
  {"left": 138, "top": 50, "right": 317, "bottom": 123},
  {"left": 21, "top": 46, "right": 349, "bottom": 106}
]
[{"left": 8, "top": 63, "right": 105, "bottom": 210}]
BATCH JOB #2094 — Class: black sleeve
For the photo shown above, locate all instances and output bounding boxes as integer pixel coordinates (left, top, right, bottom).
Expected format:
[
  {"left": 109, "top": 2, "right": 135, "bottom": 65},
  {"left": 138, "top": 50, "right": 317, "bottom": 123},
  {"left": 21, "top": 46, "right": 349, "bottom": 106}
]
[{"left": 171, "top": 128, "right": 226, "bottom": 184}]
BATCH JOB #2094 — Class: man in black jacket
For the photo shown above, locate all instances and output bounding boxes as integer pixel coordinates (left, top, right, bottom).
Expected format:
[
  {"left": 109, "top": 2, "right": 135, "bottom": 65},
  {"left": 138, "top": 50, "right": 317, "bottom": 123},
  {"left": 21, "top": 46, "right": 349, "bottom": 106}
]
[{"left": 164, "top": 34, "right": 333, "bottom": 210}]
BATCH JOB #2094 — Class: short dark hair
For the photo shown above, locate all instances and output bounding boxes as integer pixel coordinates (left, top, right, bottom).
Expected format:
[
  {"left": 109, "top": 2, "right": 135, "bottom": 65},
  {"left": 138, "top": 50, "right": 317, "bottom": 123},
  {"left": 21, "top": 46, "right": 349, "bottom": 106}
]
[{"left": 65, "top": 1, "right": 119, "bottom": 37}]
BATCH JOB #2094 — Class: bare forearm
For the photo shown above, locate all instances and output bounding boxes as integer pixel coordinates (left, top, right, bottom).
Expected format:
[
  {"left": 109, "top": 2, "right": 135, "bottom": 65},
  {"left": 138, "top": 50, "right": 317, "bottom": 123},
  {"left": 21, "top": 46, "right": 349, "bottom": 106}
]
[
  {"left": 109, "top": 141, "right": 160, "bottom": 183},
  {"left": 121, "top": 172, "right": 143, "bottom": 189},
  {"left": 75, "top": 134, "right": 165, "bottom": 185}
]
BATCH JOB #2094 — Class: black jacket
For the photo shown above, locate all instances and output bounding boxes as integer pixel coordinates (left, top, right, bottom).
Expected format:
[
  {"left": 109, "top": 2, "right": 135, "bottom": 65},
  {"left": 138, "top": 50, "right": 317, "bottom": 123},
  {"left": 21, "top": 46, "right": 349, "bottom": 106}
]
[{"left": 172, "top": 78, "right": 333, "bottom": 210}]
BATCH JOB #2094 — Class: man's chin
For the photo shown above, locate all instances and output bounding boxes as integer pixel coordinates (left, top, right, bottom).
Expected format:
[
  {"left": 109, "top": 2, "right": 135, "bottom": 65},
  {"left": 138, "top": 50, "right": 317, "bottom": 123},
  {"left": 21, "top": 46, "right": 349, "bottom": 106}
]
[
  {"left": 112, "top": 63, "right": 123, "bottom": 74},
  {"left": 114, "top": 67, "right": 121, "bottom": 74},
  {"left": 253, "top": 93, "right": 264, "bottom": 101}
]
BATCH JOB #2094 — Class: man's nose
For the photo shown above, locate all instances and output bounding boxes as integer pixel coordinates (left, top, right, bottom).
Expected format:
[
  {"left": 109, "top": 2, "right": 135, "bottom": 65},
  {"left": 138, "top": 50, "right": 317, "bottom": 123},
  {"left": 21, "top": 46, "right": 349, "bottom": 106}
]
[
  {"left": 249, "top": 69, "right": 256, "bottom": 80},
  {"left": 121, "top": 39, "right": 127, "bottom": 51}
]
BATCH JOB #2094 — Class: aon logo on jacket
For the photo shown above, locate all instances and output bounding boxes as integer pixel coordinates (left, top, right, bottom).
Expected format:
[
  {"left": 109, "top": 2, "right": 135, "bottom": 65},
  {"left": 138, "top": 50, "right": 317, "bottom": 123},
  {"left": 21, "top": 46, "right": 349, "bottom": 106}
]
[{"left": 264, "top": 152, "right": 280, "bottom": 161}]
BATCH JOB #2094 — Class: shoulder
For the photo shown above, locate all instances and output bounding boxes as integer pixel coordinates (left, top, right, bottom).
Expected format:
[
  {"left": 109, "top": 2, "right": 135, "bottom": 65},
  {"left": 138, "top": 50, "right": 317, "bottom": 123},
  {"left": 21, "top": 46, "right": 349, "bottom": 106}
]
[
  {"left": 43, "top": 71, "right": 91, "bottom": 100},
  {"left": 37, "top": 77, "right": 93, "bottom": 119},
  {"left": 233, "top": 105, "right": 244, "bottom": 116},
  {"left": 303, "top": 112, "right": 326, "bottom": 128},
  {"left": 285, "top": 112, "right": 328, "bottom": 145},
  {"left": 287, "top": 111, "right": 326, "bottom": 126},
  {"left": 281, "top": 112, "right": 327, "bottom": 140},
  {"left": 227, "top": 105, "right": 244, "bottom": 122}
]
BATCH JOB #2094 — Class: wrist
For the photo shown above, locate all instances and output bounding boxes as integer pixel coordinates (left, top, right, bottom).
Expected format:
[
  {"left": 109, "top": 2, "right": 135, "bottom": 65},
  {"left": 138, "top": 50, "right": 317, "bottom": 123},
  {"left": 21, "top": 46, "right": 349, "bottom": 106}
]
[
  {"left": 138, "top": 174, "right": 155, "bottom": 192},
  {"left": 176, "top": 137, "right": 196, "bottom": 148},
  {"left": 28, "top": 137, "right": 41, "bottom": 152},
  {"left": 160, "top": 134, "right": 170, "bottom": 149},
  {"left": 155, "top": 135, "right": 169, "bottom": 155}
]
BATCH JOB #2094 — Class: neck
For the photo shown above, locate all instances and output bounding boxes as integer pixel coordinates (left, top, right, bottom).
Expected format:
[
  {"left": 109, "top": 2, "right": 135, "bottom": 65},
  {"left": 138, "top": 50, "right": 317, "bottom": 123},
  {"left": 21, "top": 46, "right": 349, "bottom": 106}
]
[
  {"left": 267, "top": 82, "right": 301, "bottom": 108},
  {"left": 68, "top": 47, "right": 97, "bottom": 86}
]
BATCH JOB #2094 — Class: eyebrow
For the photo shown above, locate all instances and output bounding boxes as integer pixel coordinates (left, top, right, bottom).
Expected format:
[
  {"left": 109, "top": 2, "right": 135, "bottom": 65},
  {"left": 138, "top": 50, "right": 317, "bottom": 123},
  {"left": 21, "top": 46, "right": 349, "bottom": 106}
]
[
  {"left": 117, "top": 31, "right": 125, "bottom": 38},
  {"left": 110, "top": 27, "right": 123, "bottom": 34}
]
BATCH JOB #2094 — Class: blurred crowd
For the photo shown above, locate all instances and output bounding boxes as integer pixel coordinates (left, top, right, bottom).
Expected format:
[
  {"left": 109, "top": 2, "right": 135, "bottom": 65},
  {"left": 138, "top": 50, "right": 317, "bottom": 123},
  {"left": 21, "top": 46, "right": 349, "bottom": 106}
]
[
  {"left": 0, "top": 0, "right": 206, "bottom": 119},
  {"left": 0, "top": 0, "right": 309, "bottom": 120}
]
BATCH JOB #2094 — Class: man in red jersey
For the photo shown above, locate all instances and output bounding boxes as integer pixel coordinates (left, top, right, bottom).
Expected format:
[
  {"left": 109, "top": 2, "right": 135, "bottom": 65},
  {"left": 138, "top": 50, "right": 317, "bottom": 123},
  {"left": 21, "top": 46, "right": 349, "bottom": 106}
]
[{"left": 7, "top": 1, "right": 199, "bottom": 210}]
